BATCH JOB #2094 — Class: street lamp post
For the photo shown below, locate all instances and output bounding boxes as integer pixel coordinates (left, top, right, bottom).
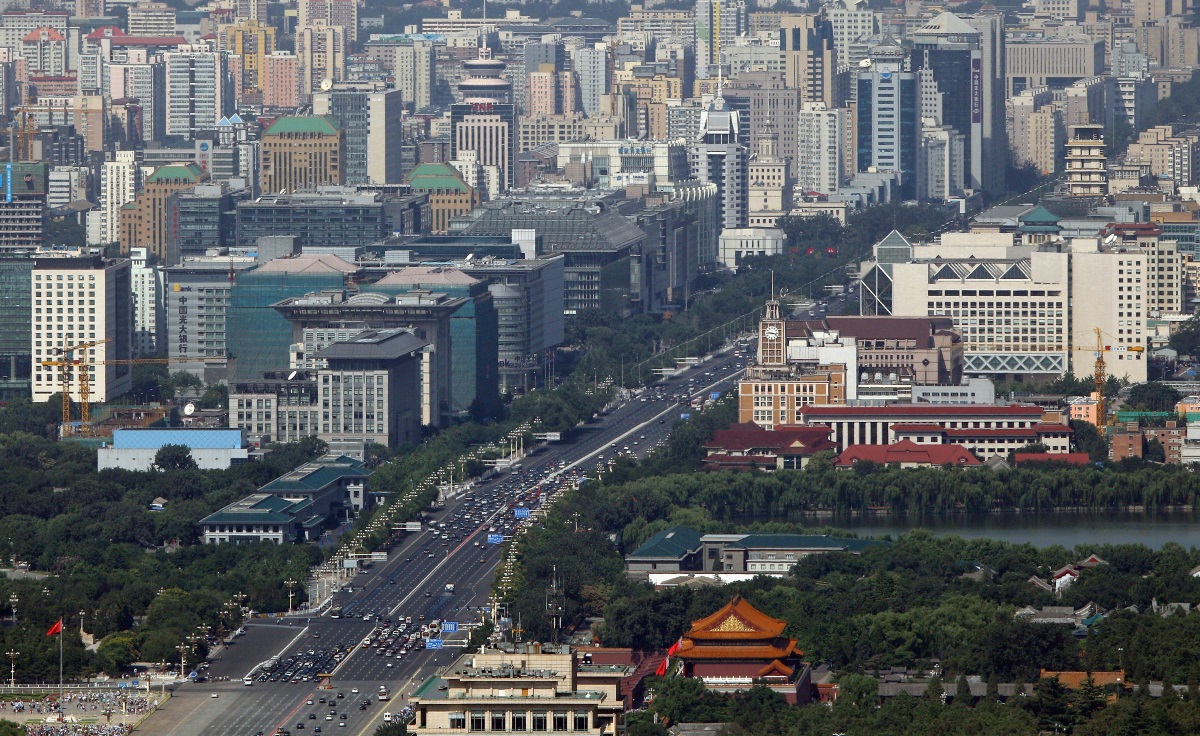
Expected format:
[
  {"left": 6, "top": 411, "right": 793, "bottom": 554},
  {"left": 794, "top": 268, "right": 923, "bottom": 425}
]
[
  {"left": 175, "top": 643, "right": 188, "bottom": 681},
  {"left": 7, "top": 594, "right": 16, "bottom": 624},
  {"left": 6, "top": 649, "right": 18, "bottom": 689},
  {"left": 285, "top": 579, "right": 297, "bottom": 615}
]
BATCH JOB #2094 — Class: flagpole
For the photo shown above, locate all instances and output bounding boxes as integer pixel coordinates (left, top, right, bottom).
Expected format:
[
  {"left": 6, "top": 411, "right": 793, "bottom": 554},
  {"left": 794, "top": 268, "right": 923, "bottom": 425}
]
[{"left": 58, "top": 621, "right": 63, "bottom": 722}]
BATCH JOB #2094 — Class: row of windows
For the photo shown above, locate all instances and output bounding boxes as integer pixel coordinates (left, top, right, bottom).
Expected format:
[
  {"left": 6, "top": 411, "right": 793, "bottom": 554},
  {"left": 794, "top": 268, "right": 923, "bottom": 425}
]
[
  {"left": 34, "top": 274, "right": 97, "bottom": 281},
  {"left": 449, "top": 712, "right": 589, "bottom": 732}
]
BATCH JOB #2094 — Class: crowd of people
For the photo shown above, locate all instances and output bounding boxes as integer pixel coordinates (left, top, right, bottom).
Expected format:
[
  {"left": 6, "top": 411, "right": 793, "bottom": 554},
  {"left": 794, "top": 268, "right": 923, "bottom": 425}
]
[
  {"left": 24, "top": 725, "right": 132, "bottom": 736},
  {"left": 0, "top": 691, "right": 152, "bottom": 718}
]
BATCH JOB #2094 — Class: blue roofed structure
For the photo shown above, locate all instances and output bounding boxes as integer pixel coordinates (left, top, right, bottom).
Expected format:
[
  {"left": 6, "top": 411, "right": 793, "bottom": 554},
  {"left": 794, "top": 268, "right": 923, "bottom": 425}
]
[{"left": 98, "top": 428, "right": 250, "bottom": 471}]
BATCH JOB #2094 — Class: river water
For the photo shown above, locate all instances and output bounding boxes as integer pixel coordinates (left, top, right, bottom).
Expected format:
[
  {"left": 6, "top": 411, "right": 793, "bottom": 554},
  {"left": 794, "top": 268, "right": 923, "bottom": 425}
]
[{"left": 794, "top": 511, "right": 1200, "bottom": 549}]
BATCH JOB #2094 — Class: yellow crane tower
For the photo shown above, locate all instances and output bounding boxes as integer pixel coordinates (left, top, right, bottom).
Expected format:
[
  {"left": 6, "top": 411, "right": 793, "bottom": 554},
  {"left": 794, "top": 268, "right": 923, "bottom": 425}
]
[
  {"left": 1069, "top": 328, "right": 1145, "bottom": 425},
  {"left": 41, "top": 341, "right": 197, "bottom": 434}
]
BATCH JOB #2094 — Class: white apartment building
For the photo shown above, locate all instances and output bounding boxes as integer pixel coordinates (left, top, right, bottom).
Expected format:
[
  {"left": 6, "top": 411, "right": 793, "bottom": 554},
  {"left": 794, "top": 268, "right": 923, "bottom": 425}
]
[
  {"left": 31, "top": 249, "right": 133, "bottom": 405},
  {"left": 1069, "top": 243, "right": 1148, "bottom": 383},
  {"left": 164, "top": 51, "right": 232, "bottom": 138},
  {"left": 796, "top": 102, "right": 844, "bottom": 196},
  {"left": 917, "top": 122, "right": 965, "bottom": 201},
  {"left": 130, "top": 248, "right": 164, "bottom": 357},
  {"left": 829, "top": 5, "right": 877, "bottom": 65},
  {"left": 88, "top": 152, "right": 138, "bottom": 246}
]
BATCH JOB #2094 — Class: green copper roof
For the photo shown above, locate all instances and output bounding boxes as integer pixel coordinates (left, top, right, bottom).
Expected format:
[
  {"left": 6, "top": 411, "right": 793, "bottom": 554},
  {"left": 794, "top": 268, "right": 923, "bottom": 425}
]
[
  {"left": 627, "top": 526, "right": 702, "bottom": 559},
  {"left": 147, "top": 163, "right": 205, "bottom": 184},
  {"left": 405, "top": 163, "right": 470, "bottom": 194},
  {"left": 1018, "top": 205, "right": 1060, "bottom": 225},
  {"left": 265, "top": 115, "right": 342, "bottom": 136}
]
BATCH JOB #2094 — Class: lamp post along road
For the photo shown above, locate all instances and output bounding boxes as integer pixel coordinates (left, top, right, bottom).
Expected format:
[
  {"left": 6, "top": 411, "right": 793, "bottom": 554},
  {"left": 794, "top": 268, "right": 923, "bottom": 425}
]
[{"left": 6, "top": 649, "right": 17, "bottom": 689}]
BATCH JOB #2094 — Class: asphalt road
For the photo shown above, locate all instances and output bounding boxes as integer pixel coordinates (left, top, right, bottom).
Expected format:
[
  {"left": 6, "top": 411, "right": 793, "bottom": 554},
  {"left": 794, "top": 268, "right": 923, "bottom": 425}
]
[{"left": 136, "top": 346, "right": 750, "bottom": 736}]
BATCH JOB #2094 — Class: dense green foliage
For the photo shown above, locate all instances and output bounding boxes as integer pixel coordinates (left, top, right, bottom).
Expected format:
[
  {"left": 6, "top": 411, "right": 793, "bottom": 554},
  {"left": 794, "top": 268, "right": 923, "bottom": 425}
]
[{"left": 0, "top": 423, "right": 331, "bottom": 678}]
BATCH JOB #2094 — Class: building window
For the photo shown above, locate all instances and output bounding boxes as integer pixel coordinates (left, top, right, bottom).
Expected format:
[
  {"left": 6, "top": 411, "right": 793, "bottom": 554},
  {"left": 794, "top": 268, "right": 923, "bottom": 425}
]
[
  {"left": 512, "top": 713, "right": 528, "bottom": 731},
  {"left": 574, "top": 714, "right": 589, "bottom": 731},
  {"left": 470, "top": 712, "right": 486, "bottom": 731},
  {"left": 492, "top": 714, "right": 506, "bottom": 731},
  {"left": 532, "top": 712, "right": 548, "bottom": 731},
  {"left": 553, "top": 713, "right": 568, "bottom": 731},
  {"left": 449, "top": 714, "right": 466, "bottom": 730}
]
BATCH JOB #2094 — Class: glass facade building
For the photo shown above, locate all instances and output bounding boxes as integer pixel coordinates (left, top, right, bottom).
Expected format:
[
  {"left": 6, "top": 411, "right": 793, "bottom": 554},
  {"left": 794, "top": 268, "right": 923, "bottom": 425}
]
[{"left": 0, "top": 254, "right": 32, "bottom": 399}]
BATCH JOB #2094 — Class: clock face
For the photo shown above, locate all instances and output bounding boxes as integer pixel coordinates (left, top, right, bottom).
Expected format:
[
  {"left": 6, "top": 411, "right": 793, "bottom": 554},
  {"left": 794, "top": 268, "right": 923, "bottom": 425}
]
[{"left": 764, "top": 325, "right": 780, "bottom": 341}]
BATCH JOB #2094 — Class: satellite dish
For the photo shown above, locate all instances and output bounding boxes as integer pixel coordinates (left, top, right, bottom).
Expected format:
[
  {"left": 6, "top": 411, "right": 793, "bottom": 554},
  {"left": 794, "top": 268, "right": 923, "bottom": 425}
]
[
  {"left": 320, "top": 78, "right": 334, "bottom": 91},
  {"left": 183, "top": 403, "right": 196, "bottom": 416}
]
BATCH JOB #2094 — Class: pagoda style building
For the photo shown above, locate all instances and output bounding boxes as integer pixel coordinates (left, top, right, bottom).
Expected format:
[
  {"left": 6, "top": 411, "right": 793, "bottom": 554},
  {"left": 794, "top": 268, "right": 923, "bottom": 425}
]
[{"left": 675, "top": 595, "right": 812, "bottom": 703}]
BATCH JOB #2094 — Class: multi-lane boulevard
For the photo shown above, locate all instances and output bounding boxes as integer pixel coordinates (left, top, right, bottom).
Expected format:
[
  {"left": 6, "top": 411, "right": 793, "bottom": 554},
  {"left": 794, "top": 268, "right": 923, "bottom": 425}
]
[{"left": 138, "top": 346, "right": 750, "bottom": 736}]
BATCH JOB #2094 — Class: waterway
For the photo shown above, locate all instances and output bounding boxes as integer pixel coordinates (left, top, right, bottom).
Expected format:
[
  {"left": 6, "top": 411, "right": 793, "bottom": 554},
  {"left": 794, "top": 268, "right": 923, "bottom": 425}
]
[{"left": 792, "top": 511, "right": 1200, "bottom": 549}]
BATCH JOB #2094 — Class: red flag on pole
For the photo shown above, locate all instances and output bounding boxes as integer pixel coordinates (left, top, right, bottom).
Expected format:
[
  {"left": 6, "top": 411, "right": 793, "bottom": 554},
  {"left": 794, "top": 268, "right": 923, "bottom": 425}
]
[
  {"left": 45, "top": 619, "right": 62, "bottom": 637},
  {"left": 667, "top": 638, "right": 682, "bottom": 657},
  {"left": 655, "top": 658, "right": 668, "bottom": 677}
]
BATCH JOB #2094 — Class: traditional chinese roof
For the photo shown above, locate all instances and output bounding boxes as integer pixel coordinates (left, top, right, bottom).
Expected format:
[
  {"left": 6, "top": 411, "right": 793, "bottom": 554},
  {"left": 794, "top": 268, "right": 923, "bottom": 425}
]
[
  {"left": 834, "top": 440, "right": 981, "bottom": 468},
  {"left": 683, "top": 595, "right": 787, "bottom": 642},
  {"left": 703, "top": 423, "right": 835, "bottom": 455}
]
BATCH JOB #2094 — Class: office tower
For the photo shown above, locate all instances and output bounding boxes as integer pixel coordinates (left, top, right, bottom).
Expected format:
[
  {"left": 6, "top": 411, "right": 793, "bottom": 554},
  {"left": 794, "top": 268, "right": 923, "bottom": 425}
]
[
  {"left": 690, "top": 94, "right": 748, "bottom": 231},
  {"left": 314, "top": 87, "right": 403, "bottom": 185},
  {"left": 128, "top": 2, "right": 176, "bottom": 36},
  {"left": 164, "top": 51, "right": 234, "bottom": 139},
  {"left": 829, "top": 4, "right": 876, "bottom": 66},
  {"left": 48, "top": 166, "right": 88, "bottom": 209},
  {"left": 296, "top": 22, "right": 346, "bottom": 98},
  {"left": 0, "top": 254, "right": 33, "bottom": 399},
  {"left": 163, "top": 250, "right": 257, "bottom": 381},
  {"left": 779, "top": 13, "right": 837, "bottom": 106},
  {"left": 1008, "top": 87, "right": 1062, "bottom": 176},
  {"left": 164, "top": 183, "right": 248, "bottom": 264},
  {"left": 221, "top": 19, "right": 277, "bottom": 94},
  {"left": 695, "top": 0, "right": 747, "bottom": 78},
  {"left": 299, "top": 0, "right": 358, "bottom": 44},
  {"left": 31, "top": 248, "right": 133, "bottom": 404},
  {"left": 110, "top": 61, "right": 165, "bottom": 143},
  {"left": 856, "top": 38, "right": 918, "bottom": 198},
  {"left": 796, "top": 102, "right": 843, "bottom": 196},
  {"left": 1065, "top": 123, "right": 1106, "bottom": 197},
  {"left": 917, "top": 122, "right": 966, "bottom": 200},
  {"left": 575, "top": 47, "right": 608, "bottom": 117},
  {"left": 262, "top": 53, "right": 301, "bottom": 109},
  {"left": 120, "top": 163, "right": 209, "bottom": 261},
  {"left": 260, "top": 116, "right": 346, "bottom": 194},
  {"left": 396, "top": 40, "right": 434, "bottom": 112},
  {"left": 450, "top": 50, "right": 515, "bottom": 192},
  {"left": 129, "top": 247, "right": 164, "bottom": 357}
]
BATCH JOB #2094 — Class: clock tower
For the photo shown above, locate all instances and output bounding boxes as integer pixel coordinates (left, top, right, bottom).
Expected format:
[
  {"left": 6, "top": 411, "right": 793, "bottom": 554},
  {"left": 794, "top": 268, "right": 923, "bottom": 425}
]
[{"left": 759, "top": 297, "right": 786, "bottom": 367}]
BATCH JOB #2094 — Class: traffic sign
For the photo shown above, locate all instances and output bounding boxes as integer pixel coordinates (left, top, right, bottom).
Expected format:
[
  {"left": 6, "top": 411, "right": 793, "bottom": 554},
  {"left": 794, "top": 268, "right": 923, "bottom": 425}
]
[
  {"left": 487, "top": 533, "right": 504, "bottom": 545},
  {"left": 426, "top": 638, "right": 444, "bottom": 649},
  {"left": 680, "top": 413, "right": 691, "bottom": 420},
  {"left": 710, "top": 391, "right": 721, "bottom": 401},
  {"left": 514, "top": 508, "right": 531, "bottom": 519},
  {"left": 441, "top": 621, "right": 459, "bottom": 633}
]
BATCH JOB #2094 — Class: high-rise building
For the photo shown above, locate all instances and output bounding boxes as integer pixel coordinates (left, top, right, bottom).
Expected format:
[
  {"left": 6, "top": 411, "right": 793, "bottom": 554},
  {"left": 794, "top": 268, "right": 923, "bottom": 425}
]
[
  {"left": 299, "top": 0, "right": 358, "bottom": 44},
  {"left": 779, "top": 13, "right": 837, "bottom": 106},
  {"left": 796, "top": 102, "right": 843, "bottom": 196},
  {"left": 262, "top": 53, "right": 301, "bottom": 109},
  {"left": 31, "top": 248, "right": 133, "bottom": 404},
  {"left": 296, "top": 22, "right": 346, "bottom": 98},
  {"left": 119, "top": 163, "right": 209, "bottom": 261},
  {"left": 917, "top": 122, "right": 966, "bottom": 200},
  {"left": 1065, "top": 123, "right": 1106, "bottom": 197},
  {"left": 313, "top": 86, "right": 403, "bottom": 185},
  {"left": 48, "top": 166, "right": 89, "bottom": 209},
  {"left": 89, "top": 152, "right": 139, "bottom": 247},
  {"left": 396, "top": 39, "right": 435, "bottom": 113},
  {"left": 829, "top": 5, "right": 876, "bottom": 66},
  {"left": 450, "top": 51, "right": 516, "bottom": 192},
  {"left": 164, "top": 51, "right": 234, "bottom": 139},
  {"left": 0, "top": 254, "right": 33, "bottom": 400},
  {"left": 689, "top": 94, "right": 748, "bottom": 231},
  {"left": 856, "top": 38, "right": 918, "bottom": 198},
  {"left": 110, "top": 61, "right": 166, "bottom": 143},
  {"left": 163, "top": 251, "right": 257, "bottom": 381},
  {"left": 260, "top": 115, "right": 346, "bottom": 194},
  {"left": 21, "top": 27, "right": 68, "bottom": 77},
  {"left": 129, "top": 247, "right": 164, "bottom": 357},
  {"left": 127, "top": 2, "right": 176, "bottom": 37},
  {"left": 164, "top": 182, "right": 249, "bottom": 265},
  {"left": 575, "top": 47, "right": 608, "bottom": 117},
  {"left": 220, "top": 19, "right": 276, "bottom": 94},
  {"left": 695, "top": 0, "right": 747, "bottom": 78},
  {"left": 1008, "top": 87, "right": 1062, "bottom": 176}
]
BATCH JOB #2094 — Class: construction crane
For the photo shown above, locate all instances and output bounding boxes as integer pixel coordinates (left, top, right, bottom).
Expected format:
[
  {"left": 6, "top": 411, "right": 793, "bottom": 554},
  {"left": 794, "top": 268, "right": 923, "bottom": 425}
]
[
  {"left": 1069, "top": 328, "right": 1146, "bottom": 425},
  {"left": 41, "top": 343, "right": 197, "bottom": 434},
  {"left": 40, "top": 339, "right": 111, "bottom": 430}
]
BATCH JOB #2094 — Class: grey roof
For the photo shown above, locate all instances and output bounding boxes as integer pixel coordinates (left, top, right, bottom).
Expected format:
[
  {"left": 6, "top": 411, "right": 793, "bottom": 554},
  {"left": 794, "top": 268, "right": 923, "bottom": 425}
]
[
  {"left": 724, "top": 533, "right": 885, "bottom": 553},
  {"left": 458, "top": 199, "right": 647, "bottom": 253},
  {"left": 314, "top": 329, "right": 428, "bottom": 361},
  {"left": 259, "top": 455, "right": 370, "bottom": 494},
  {"left": 200, "top": 493, "right": 314, "bottom": 525}
]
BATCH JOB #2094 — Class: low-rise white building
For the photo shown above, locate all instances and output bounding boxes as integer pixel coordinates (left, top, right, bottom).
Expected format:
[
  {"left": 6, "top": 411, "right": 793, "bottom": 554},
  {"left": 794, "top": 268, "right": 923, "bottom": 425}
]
[
  {"left": 718, "top": 227, "right": 785, "bottom": 268},
  {"left": 97, "top": 428, "right": 250, "bottom": 471}
]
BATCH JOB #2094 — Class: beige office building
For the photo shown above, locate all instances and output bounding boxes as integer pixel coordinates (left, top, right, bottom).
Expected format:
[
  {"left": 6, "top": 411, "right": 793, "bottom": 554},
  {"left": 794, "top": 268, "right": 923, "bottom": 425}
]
[{"left": 1005, "top": 39, "right": 1104, "bottom": 96}]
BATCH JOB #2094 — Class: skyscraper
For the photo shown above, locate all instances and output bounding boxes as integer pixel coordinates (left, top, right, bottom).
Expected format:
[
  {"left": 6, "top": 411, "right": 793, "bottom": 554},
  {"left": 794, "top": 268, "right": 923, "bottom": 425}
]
[
  {"left": 396, "top": 39, "right": 435, "bottom": 113},
  {"left": 314, "top": 86, "right": 404, "bottom": 185},
  {"left": 856, "top": 38, "right": 918, "bottom": 198},
  {"left": 796, "top": 102, "right": 844, "bottom": 196},
  {"left": 164, "top": 51, "right": 234, "bottom": 139},
  {"left": 575, "top": 47, "right": 608, "bottom": 117},
  {"left": 695, "top": 0, "right": 747, "bottom": 78},
  {"left": 779, "top": 13, "right": 837, "bottom": 106},
  {"left": 450, "top": 49, "right": 515, "bottom": 192},
  {"left": 690, "top": 93, "right": 748, "bottom": 231}
]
